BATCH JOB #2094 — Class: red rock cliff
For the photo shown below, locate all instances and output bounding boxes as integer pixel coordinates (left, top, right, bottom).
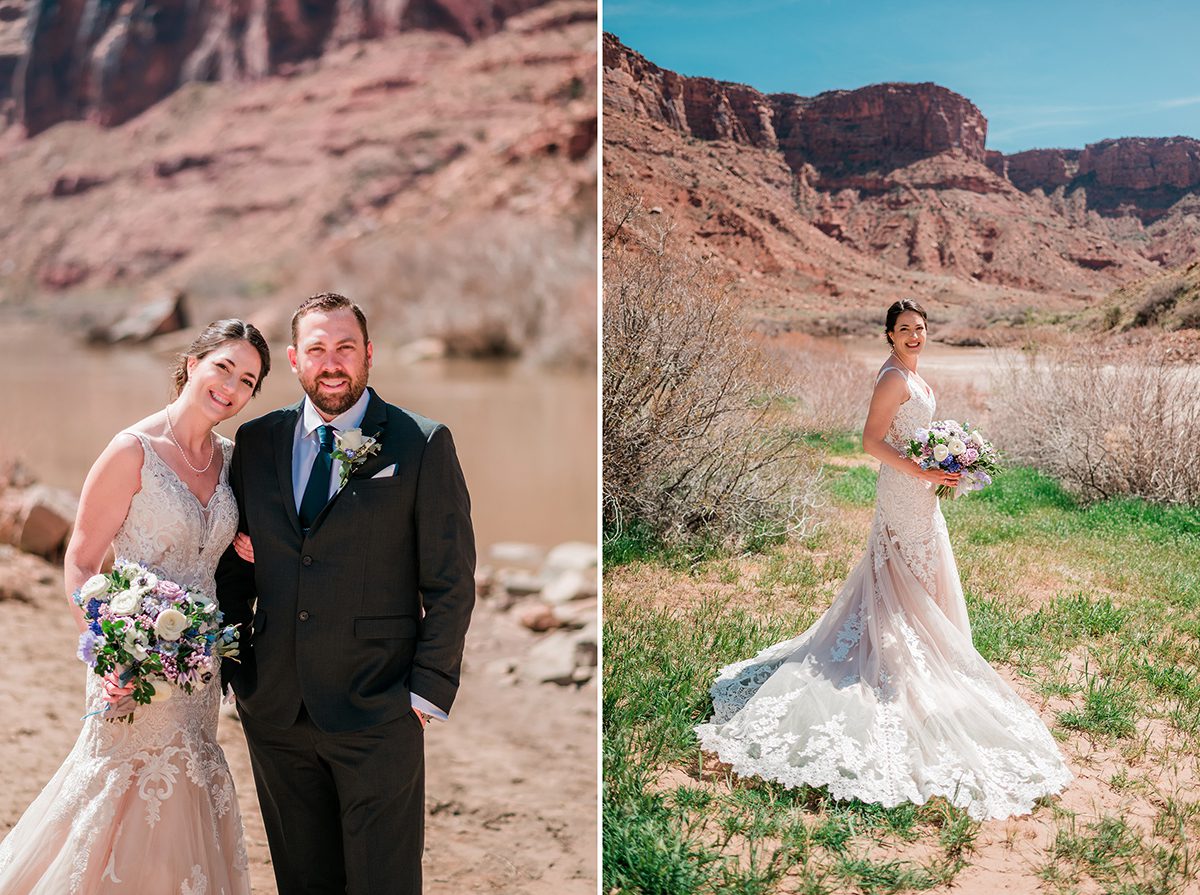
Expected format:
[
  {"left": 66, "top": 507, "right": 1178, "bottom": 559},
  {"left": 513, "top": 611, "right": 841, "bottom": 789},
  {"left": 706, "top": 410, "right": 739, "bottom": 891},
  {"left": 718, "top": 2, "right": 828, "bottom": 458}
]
[
  {"left": 992, "top": 138, "right": 1200, "bottom": 222},
  {"left": 604, "top": 33, "right": 987, "bottom": 184},
  {"left": 16, "top": 0, "right": 553, "bottom": 135}
]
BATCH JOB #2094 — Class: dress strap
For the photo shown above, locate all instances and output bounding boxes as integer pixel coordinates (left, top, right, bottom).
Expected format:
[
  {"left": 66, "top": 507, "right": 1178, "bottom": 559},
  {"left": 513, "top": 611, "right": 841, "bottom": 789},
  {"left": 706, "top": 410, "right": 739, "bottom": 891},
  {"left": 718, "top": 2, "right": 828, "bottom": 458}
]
[
  {"left": 116, "top": 429, "right": 154, "bottom": 464},
  {"left": 875, "top": 365, "right": 908, "bottom": 386}
]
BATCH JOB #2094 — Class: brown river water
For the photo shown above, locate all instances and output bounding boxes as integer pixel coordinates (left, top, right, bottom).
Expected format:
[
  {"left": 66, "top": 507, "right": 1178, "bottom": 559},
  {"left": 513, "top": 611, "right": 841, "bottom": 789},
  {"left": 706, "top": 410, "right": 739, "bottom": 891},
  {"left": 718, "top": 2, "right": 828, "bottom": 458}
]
[{"left": 0, "top": 322, "right": 597, "bottom": 552}]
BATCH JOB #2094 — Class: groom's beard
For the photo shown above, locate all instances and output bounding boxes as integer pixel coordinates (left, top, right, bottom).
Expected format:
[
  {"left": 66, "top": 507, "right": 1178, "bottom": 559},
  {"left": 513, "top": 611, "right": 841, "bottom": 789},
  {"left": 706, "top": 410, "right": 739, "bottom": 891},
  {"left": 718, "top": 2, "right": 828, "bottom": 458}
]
[{"left": 301, "top": 369, "right": 369, "bottom": 416}]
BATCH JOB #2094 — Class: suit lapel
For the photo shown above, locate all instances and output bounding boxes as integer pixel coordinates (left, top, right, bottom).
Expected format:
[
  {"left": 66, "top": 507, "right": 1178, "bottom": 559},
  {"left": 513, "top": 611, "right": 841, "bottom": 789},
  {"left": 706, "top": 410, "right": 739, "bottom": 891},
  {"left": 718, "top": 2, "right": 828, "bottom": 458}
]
[
  {"left": 274, "top": 401, "right": 304, "bottom": 538},
  {"left": 307, "top": 388, "right": 391, "bottom": 536}
]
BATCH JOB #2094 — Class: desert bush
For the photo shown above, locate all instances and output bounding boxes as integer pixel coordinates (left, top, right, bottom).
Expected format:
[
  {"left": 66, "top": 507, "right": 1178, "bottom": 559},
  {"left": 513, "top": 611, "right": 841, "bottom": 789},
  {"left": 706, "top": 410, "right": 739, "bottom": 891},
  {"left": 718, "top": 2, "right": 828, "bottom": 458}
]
[
  {"left": 603, "top": 186, "right": 823, "bottom": 552},
  {"left": 771, "top": 337, "right": 872, "bottom": 435},
  {"left": 991, "top": 346, "right": 1200, "bottom": 504},
  {"left": 1132, "top": 280, "right": 1184, "bottom": 328}
]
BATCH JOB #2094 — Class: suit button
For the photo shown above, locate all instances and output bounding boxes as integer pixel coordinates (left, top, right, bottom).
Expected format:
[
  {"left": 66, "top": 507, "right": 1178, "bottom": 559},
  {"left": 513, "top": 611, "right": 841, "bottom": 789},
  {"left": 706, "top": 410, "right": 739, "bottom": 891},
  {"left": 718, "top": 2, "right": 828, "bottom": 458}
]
[
  {"left": 298, "top": 610, "right": 310, "bottom": 621},
  {"left": 302, "top": 555, "right": 313, "bottom": 566}
]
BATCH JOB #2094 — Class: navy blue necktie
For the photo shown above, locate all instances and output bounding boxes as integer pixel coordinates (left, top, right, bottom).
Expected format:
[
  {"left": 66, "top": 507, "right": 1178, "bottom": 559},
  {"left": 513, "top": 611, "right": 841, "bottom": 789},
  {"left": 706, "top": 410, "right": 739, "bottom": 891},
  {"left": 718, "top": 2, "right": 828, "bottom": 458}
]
[{"left": 299, "top": 424, "right": 334, "bottom": 531}]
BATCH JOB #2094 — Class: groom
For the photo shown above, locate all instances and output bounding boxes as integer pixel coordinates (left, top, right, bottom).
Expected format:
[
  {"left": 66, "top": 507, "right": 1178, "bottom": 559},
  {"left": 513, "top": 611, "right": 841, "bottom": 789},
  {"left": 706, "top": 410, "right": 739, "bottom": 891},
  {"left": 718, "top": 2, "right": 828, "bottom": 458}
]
[{"left": 216, "top": 292, "right": 476, "bottom": 895}]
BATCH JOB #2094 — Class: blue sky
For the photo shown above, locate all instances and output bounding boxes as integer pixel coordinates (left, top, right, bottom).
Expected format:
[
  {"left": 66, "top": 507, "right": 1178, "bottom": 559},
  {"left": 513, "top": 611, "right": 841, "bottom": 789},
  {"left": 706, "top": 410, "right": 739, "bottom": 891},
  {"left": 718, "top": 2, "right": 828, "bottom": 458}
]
[{"left": 603, "top": 0, "right": 1200, "bottom": 154}]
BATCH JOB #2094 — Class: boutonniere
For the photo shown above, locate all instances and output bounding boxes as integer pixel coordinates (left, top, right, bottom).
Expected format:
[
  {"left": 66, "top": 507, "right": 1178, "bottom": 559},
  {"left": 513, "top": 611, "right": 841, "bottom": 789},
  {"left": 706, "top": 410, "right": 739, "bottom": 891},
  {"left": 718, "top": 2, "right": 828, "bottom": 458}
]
[{"left": 332, "top": 428, "right": 382, "bottom": 489}]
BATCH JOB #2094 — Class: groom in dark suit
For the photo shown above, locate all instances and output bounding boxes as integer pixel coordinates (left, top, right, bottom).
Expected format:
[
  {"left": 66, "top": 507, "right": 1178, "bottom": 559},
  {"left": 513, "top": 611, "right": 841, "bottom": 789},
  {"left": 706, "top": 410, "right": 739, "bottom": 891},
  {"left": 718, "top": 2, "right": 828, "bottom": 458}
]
[{"left": 216, "top": 292, "right": 475, "bottom": 895}]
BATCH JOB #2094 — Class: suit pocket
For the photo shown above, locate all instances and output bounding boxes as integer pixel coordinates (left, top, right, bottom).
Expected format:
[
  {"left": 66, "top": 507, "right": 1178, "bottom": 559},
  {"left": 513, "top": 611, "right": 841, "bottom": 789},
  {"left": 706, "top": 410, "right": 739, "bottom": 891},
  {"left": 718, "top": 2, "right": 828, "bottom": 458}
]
[
  {"left": 349, "top": 476, "right": 403, "bottom": 493},
  {"left": 354, "top": 615, "right": 418, "bottom": 639}
]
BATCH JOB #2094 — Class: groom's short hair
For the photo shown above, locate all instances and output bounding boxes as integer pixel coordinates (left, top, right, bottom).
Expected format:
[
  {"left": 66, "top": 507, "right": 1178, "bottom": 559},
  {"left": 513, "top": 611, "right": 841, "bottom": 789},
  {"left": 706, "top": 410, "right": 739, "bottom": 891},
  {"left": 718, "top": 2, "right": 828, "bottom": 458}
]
[{"left": 291, "top": 293, "right": 370, "bottom": 346}]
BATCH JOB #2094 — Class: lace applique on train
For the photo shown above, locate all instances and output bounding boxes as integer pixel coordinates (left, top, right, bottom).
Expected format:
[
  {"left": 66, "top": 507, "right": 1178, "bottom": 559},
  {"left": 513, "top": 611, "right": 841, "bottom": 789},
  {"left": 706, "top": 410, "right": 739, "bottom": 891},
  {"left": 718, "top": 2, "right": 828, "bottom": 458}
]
[
  {"left": 0, "top": 434, "right": 251, "bottom": 895},
  {"left": 695, "top": 370, "right": 1072, "bottom": 821}
]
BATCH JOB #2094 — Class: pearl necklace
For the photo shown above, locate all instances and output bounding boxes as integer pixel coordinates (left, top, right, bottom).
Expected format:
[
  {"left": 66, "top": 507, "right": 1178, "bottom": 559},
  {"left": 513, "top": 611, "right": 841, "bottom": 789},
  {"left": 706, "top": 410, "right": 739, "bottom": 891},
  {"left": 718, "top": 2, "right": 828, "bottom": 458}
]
[
  {"left": 165, "top": 405, "right": 215, "bottom": 475},
  {"left": 889, "top": 346, "right": 917, "bottom": 374}
]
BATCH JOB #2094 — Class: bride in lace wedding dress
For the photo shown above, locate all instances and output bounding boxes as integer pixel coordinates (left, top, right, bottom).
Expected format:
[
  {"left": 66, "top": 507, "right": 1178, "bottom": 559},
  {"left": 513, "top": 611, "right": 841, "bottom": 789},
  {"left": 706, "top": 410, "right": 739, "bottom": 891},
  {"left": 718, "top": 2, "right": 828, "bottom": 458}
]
[
  {"left": 695, "top": 300, "right": 1072, "bottom": 821},
  {"left": 0, "top": 321, "right": 270, "bottom": 895}
]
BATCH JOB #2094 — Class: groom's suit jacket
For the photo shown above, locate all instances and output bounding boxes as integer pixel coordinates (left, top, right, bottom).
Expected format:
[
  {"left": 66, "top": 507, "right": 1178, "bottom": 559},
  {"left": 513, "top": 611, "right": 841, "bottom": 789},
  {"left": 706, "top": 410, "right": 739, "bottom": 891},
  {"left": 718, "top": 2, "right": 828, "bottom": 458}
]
[{"left": 216, "top": 387, "right": 476, "bottom": 733}]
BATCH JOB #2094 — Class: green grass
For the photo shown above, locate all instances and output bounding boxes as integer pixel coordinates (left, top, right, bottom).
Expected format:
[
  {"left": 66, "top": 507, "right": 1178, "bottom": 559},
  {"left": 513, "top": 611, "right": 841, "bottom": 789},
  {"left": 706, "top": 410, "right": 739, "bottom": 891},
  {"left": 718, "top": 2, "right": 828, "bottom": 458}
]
[
  {"left": 800, "top": 431, "right": 863, "bottom": 456},
  {"left": 827, "top": 466, "right": 878, "bottom": 507},
  {"left": 605, "top": 439, "right": 1200, "bottom": 893}
]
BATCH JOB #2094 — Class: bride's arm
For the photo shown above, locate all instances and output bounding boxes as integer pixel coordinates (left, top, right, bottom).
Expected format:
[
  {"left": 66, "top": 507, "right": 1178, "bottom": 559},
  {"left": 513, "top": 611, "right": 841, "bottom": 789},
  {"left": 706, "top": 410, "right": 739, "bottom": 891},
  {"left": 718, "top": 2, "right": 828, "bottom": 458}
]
[
  {"left": 63, "top": 434, "right": 143, "bottom": 632},
  {"left": 862, "top": 372, "right": 955, "bottom": 487}
]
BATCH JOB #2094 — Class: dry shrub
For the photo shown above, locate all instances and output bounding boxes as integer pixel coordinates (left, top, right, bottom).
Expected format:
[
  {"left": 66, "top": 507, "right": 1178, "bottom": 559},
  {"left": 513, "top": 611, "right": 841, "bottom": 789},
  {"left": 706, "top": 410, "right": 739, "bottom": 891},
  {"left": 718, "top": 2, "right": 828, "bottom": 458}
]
[
  {"left": 1132, "top": 279, "right": 1185, "bottom": 328},
  {"left": 991, "top": 346, "right": 1200, "bottom": 503},
  {"left": 771, "top": 336, "right": 871, "bottom": 434},
  {"left": 603, "top": 186, "right": 823, "bottom": 550},
  {"left": 927, "top": 370, "right": 992, "bottom": 435}
]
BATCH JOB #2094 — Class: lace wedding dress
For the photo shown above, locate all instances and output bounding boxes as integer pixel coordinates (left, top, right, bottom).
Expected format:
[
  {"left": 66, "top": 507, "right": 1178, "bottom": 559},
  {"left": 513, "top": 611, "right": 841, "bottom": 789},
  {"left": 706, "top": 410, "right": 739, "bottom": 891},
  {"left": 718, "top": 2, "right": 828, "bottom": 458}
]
[
  {"left": 0, "top": 433, "right": 250, "bottom": 895},
  {"left": 695, "top": 368, "right": 1072, "bottom": 820}
]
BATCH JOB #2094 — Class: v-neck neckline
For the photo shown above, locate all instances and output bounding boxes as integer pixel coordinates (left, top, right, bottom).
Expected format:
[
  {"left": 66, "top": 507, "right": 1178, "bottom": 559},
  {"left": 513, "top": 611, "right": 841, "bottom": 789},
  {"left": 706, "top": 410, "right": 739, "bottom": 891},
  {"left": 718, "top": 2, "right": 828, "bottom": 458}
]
[{"left": 135, "top": 433, "right": 224, "bottom": 510}]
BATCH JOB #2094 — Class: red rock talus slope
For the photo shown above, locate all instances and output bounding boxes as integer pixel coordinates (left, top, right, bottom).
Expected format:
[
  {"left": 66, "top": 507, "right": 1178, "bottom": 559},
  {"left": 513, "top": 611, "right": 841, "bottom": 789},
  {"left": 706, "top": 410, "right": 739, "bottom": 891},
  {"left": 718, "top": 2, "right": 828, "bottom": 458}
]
[{"left": 603, "top": 33, "right": 1200, "bottom": 336}]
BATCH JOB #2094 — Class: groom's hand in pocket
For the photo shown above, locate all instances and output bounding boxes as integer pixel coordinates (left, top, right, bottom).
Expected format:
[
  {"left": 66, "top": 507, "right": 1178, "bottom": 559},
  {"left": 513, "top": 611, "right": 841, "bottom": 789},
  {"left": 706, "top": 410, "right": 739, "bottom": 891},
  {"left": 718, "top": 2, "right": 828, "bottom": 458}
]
[{"left": 413, "top": 708, "right": 429, "bottom": 729}]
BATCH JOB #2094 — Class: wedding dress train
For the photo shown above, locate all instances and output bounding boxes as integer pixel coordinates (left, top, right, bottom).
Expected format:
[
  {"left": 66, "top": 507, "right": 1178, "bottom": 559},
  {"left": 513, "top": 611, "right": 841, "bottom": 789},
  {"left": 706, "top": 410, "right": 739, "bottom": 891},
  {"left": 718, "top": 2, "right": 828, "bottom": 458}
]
[
  {"left": 695, "top": 369, "right": 1072, "bottom": 820},
  {"left": 0, "top": 433, "right": 250, "bottom": 894}
]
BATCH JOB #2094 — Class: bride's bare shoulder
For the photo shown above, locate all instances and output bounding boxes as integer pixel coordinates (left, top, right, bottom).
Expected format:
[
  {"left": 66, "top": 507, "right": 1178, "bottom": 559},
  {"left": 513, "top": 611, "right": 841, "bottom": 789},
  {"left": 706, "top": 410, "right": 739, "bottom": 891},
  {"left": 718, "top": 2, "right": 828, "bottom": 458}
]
[{"left": 872, "top": 363, "right": 909, "bottom": 392}]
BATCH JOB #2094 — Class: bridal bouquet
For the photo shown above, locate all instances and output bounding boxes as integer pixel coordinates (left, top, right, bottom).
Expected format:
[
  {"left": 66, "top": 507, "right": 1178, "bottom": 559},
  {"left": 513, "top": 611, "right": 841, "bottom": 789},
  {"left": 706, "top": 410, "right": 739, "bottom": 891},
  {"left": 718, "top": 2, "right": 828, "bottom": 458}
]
[
  {"left": 73, "top": 559, "right": 241, "bottom": 722},
  {"left": 906, "top": 420, "right": 1000, "bottom": 499}
]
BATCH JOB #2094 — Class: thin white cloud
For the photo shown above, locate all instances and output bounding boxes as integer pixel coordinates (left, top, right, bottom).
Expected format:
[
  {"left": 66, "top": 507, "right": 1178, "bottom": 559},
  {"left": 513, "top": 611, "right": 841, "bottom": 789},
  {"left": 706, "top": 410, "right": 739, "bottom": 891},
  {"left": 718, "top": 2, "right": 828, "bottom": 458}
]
[{"left": 1155, "top": 96, "right": 1200, "bottom": 109}]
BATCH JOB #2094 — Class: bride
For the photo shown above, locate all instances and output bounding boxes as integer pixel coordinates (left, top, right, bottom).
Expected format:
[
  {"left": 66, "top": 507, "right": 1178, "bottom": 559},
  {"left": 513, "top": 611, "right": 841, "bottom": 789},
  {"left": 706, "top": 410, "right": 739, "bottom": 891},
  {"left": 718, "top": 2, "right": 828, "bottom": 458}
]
[
  {"left": 695, "top": 300, "right": 1072, "bottom": 821},
  {"left": 0, "top": 319, "right": 270, "bottom": 894}
]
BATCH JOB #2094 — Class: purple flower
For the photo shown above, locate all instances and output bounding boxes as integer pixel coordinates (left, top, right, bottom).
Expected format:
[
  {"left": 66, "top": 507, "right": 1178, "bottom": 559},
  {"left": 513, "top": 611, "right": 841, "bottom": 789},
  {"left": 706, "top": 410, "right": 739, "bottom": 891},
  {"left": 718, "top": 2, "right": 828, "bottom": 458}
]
[
  {"left": 77, "top": 630, "right": 100, "bottom": 666},
  {"left": 85, "top": 597, "right": 103, "bottom": 618},
  {"left": 960, "top": 448, "right": 979, "bottom": 466},
  {"left": 157, "top": 581, "right": 186, "bottom": 603}
]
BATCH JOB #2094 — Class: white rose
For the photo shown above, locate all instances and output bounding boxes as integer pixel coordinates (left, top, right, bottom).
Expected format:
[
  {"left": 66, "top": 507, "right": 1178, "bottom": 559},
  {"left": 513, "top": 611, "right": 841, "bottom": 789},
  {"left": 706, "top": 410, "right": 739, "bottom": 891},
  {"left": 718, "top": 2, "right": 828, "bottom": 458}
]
[
  {"left": 154, "top": 608, "right": 190, "bottom": 641},
  {"left": 338, "top": 428, "right": 365, "bottom": 451},
  {"left": 80, "top": 574, "right": 111, "bottom": 602},
  {"left": 970, "top": 431, "right": 985, "bottom": 448},
  {"left": 942, "top": 419, "right": 960, "bottom": 430},
  {"left": 933, "top": 444, "right": 950, "bottom": 462},
  {"left": 947, "top": 438, "right": 967, "bottom": 456},
  {"left": 109, "top": 589, "right": 142, "bottom": 616}
]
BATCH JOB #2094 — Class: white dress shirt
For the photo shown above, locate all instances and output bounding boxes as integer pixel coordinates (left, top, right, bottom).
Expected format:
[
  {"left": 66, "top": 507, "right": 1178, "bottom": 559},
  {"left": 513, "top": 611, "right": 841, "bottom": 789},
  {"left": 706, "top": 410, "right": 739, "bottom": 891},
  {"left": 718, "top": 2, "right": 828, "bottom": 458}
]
[{"left": 291, "top": 390, "right": 447, "bottom": 722}]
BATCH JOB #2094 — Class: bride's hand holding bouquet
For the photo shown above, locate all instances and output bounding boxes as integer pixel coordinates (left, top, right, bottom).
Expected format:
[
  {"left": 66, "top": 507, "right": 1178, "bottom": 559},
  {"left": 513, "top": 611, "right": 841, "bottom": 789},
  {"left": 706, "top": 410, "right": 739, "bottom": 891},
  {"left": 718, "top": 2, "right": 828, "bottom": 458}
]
[{"left": 907, "top": 420, "right": 1000, "bottom": 499}]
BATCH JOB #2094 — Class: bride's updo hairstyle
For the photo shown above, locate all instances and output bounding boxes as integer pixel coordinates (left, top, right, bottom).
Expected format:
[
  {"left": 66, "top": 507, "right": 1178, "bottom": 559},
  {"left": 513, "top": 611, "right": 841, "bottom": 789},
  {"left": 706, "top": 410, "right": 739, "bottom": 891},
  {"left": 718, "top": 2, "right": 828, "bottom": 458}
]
[
  {"left": 884, "top": 299, "right": 928, "bottom": 347},
  {"left": 171, "top": 319, "right": 271, "bottom": 398}
]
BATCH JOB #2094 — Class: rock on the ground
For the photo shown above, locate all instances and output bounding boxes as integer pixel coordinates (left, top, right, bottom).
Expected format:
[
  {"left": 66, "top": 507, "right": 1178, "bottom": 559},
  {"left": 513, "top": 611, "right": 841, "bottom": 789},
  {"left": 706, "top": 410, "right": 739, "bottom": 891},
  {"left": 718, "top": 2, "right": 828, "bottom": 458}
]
[
  {"left": 553, "top": 598, "right": 596, "bottom": 628},
  {"left": 519, "top": 623, "right": 598, "bottom": 685},
  {"left": 518, "top": 603, "right": 561, "bottom": 632},
  {"left": 490, "top": 542, "right": 546, "bottom": 569},
  {"left": 497, "top": 568, "right": 545, "bottom": 598},
  {"left": 88, "top": 291, "right": 189, "bottom": 344},
  {"left": 541, "top": 568, "right": 597, "bottom": 605},
  {"left": 0, "top": 543, "right": 60, "bottom": 603},
  {"left": 544, "top": 541, "right": 597, "bottom": 574},
  {"left": 0, "top": 484, "right": 78, "bottom": 560}
]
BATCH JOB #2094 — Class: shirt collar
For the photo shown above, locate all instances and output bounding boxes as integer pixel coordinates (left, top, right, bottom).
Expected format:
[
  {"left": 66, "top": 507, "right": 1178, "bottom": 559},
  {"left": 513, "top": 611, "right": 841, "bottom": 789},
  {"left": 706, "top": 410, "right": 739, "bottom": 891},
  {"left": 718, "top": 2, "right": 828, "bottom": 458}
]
[{"left": 300, "top": 388, "right": 371, "bottom": 440}]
